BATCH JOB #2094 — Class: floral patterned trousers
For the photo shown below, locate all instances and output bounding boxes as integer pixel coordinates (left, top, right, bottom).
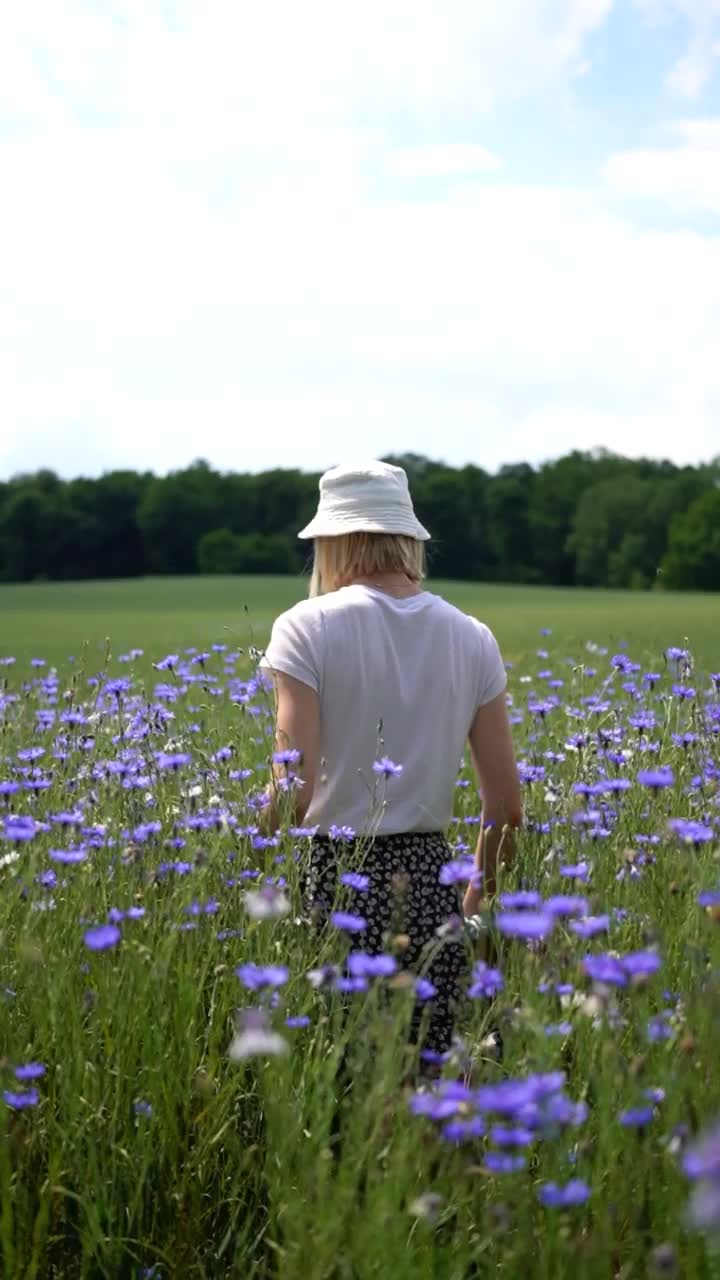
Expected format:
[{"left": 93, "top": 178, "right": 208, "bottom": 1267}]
[{"left": 304, "top": 831, "right": 469, "bottom": 1057}]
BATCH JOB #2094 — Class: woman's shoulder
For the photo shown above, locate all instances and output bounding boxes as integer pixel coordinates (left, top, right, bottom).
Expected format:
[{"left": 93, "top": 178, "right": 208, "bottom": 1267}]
[
  {"left": 430, "top": 593, "right": 496, "bottom": 636},
  {"left": 272, "top": 595, "right": 325, "bottom": 633}
]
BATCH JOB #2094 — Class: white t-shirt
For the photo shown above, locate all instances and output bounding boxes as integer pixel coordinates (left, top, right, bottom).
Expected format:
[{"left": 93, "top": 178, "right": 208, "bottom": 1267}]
[{"left": 259, "top": 585, "right": 507, "bottom": 836}]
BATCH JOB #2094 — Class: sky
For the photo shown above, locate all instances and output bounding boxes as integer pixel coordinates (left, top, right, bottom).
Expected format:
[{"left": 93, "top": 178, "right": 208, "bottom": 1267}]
[{"left": 1, "top": 0, "right": 720, "bottom": 481}]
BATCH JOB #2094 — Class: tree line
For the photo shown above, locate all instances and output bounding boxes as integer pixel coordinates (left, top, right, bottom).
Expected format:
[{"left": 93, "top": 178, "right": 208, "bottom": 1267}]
[{"left": 1, "top": 449, "right": 719, "bottom": 590}]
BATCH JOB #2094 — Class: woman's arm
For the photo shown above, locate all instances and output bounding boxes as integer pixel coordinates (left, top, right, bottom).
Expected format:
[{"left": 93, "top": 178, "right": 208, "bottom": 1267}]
[
  {"left": 463, "top": 690, "right": 522, "bottom": 915},
  {"left": 259, "top": 671, "right": 320, "bottom": 833}
]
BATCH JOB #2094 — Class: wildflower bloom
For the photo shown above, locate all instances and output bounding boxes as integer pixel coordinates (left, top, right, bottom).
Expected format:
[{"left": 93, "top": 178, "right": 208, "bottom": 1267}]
[
  {"left": 3, "top": 1088, "right": 40, "bottom": 1109},
  {"left": 570, "top": 915, "right": 610, "bottom": 938},
  {"left": 372, "top": 757, "right": 403, "bottom": 777},
  {"left": 537, "top": 1179, "right": 590, "bottom": 1207},
  {"left": 347, "top": 951, "right": 397, "bottom": 977},
  {"left": 668, "top": 819, "right": 714, "bottom": 848},
  {"left": 235, "top": 964, "right": 289, "bottom": 990},
  {"left": 328, "top": 824, "right": 356, "bottom": 841},
  {"left": 637, "top": 767, "right": 674, "bottom": 790},
  {"left": 496, "top": 911, "right": 555, "bottom": 940},
  {"left": 340, "top": 872, "right": 370, "bottom": 891},
  {"left": 483, "top": 1152, "right": 526, "bottom": 1173},
  {"left": 620, "top": 1106, "right": 654, "bottom": 1127},
  {"left": 330, "top": 911, "right": 367, "bottom": 933},
  {"left": 499, "top": 890, "right": 541, "bottom": 910},
  {"left": 440, "top": 857, "right": 477, "bottom": 885},
  {"left": 415, "top": 977, "right": 437, "bottom": 1000},
  {"left": 468, "top": 961, "right": 504, "bottom": 999},
  {"left": 14, "top": 1062, "right": 45, "bottom": 1080},
  {"left": 83, "top": 924, "right": 121, "bottom": 952}
]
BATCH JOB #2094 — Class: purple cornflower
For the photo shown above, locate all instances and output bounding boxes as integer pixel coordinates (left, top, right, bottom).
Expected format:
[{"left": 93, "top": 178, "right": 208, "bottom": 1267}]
[
  {"left": 637, "top": 767, "right": 674, "bottom": 790},
  {"left": 483, "top": 1152, "right": 526, "bottom": 1173},
  {"left": 560, "top": 861, "right": 590, "bottom": 881},
  {"left": 3, "top": 1089, "right": 40, "bottom": 1109},
  {"left": 476, "top": 1072, "right": 565, "bottom": 1115},
  {"left": 647, "top": 1012, "right": 673, "bottom": 1042},
  {"left": 273, "top": 749, "right": 301, "bottom": 765},
  {"left": 133, "top": 1099, "right": 153, "bottom": 1118},
  {"left": 156, "top": 752, "right": 193, "bottom": 770},
  {"left": 537, "top": 1179, "right": 590, "bottom": 1207},
  {"left": 683, "top": 1124, "right": 720, "bottom": 1182},
  {"left": 583, "top": 954, "right": 627, "bottom": 986},
  {"left": 415, "top": 978, "right": 437, "bottom": 1001},
  {"left": 235, "top": 964, "right": 289, "bottom": 990},
  {"left": 347, "top": 952, "right": 397, "bottom": 978},
  {"left": 328, "top": 825, "right": 355, "bottom": 842},
  {"left": 14, "top": 1062, "right": 45, "bottom": 1081},
  {"left": 330, "top": 911, "right": 367, "bottom": 934},
  {"left": 442, "top": 1116, "right": 486, "bottom": 1142},
  {"left": 620, "top": 1106, "right": 654, "bottom": 1127},
  {"left": 570, "top": 915, "right": 610, "bottom": 938},
  {"left": 468, "top": 961, "right": 504, "bottom": 999},
  {"left": 699, "top": 890, "right": 720, "bottom": 907},
  {"left": 285, "top": 1015, "right": 311, "bottom": 1028},
  {"left": 440, "top": 857, "right": 477, "bottom": 886},
  {"left": 622, "top": 950, "right": 661, "bottom": 980},
  {"left": 153, "top": 654, "right": 178, "bottom": 671},
  {"left": 496, "top": 911, "right": 555, "bottom": 940},
  {"left": 669, "top": 819, "right": 714, "bottom": 848},
  {"left": 49, "top": 848, "right": 87, "bottom": 864},
  {"left": 545, "top": 895, "right": 589, "bottom": 918},
  {"left": 4, "top": 815, "right": 36, "bottom": 842},
  {"left": 499, "top": 890, "right": 541, "bottom": 910},
  {"left": 372, "top": 757, "right": 403, "bottom": 778},
  {"left": 84, "top": 924, "right": 121, "bottom": 952},
  {"left": 410, "top": 1093, "right": 463, "bottom": 1120},
  {"left": 340, "top": 872, "right": 370, "bottom": 892},
  {"left": 489, "top": 1125, "right": 535, "bottom": 1147}
]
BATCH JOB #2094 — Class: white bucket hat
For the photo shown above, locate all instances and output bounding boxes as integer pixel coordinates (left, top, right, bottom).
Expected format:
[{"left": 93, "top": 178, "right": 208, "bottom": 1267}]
[{"left": 298, "top": 460, "right": 431, "bottom": 541}]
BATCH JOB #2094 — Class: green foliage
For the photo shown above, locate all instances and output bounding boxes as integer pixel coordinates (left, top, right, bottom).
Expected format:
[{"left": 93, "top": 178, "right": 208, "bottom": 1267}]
[
  {"left": 198, "top": 529, "right": 301, "bottom": 575},
  {"left": 0, "top": 452, "right": 717, "bottom": 589},
  {"left": 2, "top": 576, "right": 720, "bottom": 671},
  {"left": 662, "top": 488, "right": 720, "bottom": 590},
  {"left": 0, "top": 626, "right": 719, "bottom": 1275}
]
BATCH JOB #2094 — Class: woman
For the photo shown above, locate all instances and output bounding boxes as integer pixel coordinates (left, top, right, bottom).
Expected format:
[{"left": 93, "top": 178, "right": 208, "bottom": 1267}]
[{"left": 260, "top": 460, "right": 522, "bottom": 1059}]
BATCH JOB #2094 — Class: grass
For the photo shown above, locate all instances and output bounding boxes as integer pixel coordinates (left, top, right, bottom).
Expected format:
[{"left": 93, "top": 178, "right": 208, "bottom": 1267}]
[
  {"left": 0, "top": 575, "right": 717, "bottom": 668},
  {"left": 0, "top": 577, "right": 719, "bottom": 1276}
]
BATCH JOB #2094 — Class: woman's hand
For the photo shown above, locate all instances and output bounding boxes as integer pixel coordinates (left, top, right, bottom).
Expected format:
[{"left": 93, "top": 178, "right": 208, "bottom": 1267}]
[{"left": 463, "top": 883, "right": 483, "bottom": 918}]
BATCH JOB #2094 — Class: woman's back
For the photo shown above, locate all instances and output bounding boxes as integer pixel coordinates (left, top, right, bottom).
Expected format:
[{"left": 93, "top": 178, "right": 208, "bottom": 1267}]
[{"left": 261, "top": 584, "right": 506, "bottom": 835}]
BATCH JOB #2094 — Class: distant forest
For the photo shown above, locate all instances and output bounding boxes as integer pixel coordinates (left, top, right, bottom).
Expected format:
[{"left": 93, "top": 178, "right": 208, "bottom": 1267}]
[{"left": 1, "top": 450, "right": 719, "bottom": 590}]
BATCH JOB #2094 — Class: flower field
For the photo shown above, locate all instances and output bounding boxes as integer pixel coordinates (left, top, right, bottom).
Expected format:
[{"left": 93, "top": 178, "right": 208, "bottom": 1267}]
[{"left": 1, "top": 584, "right": 720, "bottom": 1278}]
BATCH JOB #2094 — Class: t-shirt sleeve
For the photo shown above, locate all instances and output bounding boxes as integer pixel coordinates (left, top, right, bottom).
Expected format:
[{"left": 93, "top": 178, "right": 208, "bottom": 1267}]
[
  {"left": 472, "top": 620, "right": 508, "bottom": 710},
  {"left": 259, "top": 609, "right": 322, "bottom": 694}
]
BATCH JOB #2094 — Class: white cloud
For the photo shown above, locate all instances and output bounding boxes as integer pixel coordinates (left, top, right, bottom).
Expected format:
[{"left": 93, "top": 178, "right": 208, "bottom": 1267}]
[
  {"left": 383, "top": 144, "right": 502, "bottom": 179},
  {"left": 633, "top": 0, "right": 720, "bottom": 95},
  {"left": 1, "top": 0, "right": 720, "bottom": 481},
  {"left": 604, "top": 118, "right": 720, "bottom": 212},
  {"left": 2, "top": 0, "right": 615, "bottom": 137}
]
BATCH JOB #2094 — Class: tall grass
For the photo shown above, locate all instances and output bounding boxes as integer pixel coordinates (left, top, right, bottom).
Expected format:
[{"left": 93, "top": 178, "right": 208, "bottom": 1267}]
[{"left": 0, "top": 634, "right": 719, "bottom": 1278}]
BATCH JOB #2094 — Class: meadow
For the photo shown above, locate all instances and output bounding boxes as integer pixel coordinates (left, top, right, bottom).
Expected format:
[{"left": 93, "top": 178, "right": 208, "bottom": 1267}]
[
  {"left": 1, "top": 575, "right": 718, "bottom": 668},
  {"left": 1, "top": 575, "right": 720, "bottom": 1278}
]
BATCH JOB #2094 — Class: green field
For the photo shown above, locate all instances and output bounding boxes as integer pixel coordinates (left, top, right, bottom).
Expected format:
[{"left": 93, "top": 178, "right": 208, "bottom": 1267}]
[
  {"left": 2, "top": 573, "right": 720, "bottom": 1275},
  {"left": 1, "top": 575, "right": 718, "bottom": 669}
]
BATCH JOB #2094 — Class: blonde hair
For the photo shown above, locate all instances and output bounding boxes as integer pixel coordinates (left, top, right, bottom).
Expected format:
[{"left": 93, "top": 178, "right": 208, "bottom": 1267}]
[{"left": 309, "top": 532, "right": 426, "bottom": 597}]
